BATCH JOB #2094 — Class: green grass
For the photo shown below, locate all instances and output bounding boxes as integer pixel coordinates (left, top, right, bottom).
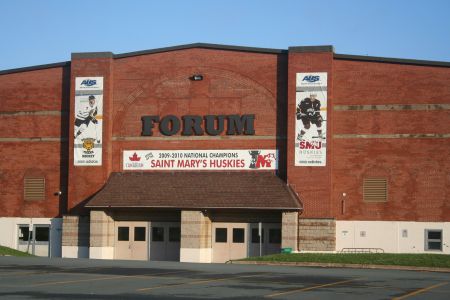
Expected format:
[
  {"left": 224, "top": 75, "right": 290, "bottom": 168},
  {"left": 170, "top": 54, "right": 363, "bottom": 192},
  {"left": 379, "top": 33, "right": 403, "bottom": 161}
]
[
  {"left": 0, "top": 245, "right": 34, "bottom": 257},
  {"left": 241, "top": 253, "right": 450, "bottom": 268}
]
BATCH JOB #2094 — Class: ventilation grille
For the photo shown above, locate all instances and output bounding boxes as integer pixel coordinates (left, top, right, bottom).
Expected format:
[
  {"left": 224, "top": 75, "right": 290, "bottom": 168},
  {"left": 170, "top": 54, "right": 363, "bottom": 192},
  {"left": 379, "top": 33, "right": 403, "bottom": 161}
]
[
  {"left": 363, "top": 178, "right": 387, "bottom": 202},
  {"left": 24, "top": 177, "right": 45, "bottom": 200}
]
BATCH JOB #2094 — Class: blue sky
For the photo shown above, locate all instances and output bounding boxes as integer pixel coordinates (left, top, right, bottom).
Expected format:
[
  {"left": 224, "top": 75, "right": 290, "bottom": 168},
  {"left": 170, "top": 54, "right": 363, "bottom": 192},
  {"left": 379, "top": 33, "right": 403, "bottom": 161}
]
[{"left": 0, "top": 0, "right": 449, "bottom": 70}]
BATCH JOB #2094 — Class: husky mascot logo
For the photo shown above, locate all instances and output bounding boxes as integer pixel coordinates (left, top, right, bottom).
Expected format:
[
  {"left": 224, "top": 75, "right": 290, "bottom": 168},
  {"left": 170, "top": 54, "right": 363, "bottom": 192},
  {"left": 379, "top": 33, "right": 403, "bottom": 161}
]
[
  {"left": 249, "top": 150, "right": 261, "bottom": 169},
  {"left": 82, "top": 138, "right": 95, "bottom": 151},
  {"left": 249, "top": 151, "right": 276, "bottom": 169}
]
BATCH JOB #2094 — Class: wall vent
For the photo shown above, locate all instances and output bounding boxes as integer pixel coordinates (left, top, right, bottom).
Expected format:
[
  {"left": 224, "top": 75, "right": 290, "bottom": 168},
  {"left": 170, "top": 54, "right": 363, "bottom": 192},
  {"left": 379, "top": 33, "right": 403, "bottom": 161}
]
[
  {"left": 24, "top": 177, "right": 45, "bottom": 200},
  {"left": 363, "top": 178, "right": 387, "bottom": 202}
]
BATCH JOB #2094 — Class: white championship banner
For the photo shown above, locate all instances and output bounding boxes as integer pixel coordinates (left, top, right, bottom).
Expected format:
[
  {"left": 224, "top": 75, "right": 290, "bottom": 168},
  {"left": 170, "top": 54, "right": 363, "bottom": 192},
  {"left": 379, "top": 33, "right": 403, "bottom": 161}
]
[
  {"left": 74, "top": 77, "right": 103, "bottom": 166},
  {"left": 294, "top": 72, "right": 328, "bottom": 166},
  {"left": 123, "top": 150, "right": 278, "bottom": 170}
]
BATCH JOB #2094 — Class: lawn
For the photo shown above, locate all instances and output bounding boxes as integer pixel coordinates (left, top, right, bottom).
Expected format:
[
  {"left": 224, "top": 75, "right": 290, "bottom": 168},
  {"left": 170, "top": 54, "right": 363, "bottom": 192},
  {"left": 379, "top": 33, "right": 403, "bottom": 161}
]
[
  {"left": 0, "top": 245, "right": 34, "bottom": 257},
  {"left": 241, "top": 253, "right": 450, "bottom": 268}
]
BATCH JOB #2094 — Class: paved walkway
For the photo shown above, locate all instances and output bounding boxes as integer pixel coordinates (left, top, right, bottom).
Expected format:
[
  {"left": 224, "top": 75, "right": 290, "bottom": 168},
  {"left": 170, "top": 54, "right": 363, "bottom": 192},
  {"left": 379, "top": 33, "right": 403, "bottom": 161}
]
[{"left": 0, "top": 257, "right": 449, "bottom": 299}]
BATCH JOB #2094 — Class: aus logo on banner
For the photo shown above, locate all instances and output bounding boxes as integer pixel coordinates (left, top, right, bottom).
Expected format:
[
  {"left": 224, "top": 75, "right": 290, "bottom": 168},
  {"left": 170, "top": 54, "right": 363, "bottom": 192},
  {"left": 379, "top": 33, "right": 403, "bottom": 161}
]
[
  {"left": 80, "top": 79, "right": 97, "bottom": 87},
  {"left": 302, "top": 75, "right": 320, "bottom": 83}
]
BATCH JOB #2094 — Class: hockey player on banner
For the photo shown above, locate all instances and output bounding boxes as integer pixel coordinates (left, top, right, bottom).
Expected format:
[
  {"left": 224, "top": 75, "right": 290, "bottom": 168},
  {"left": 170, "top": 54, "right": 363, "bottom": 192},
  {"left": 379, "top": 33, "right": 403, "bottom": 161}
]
[{"left": 296, "top": 93, "right": 324, "bottom": 141}]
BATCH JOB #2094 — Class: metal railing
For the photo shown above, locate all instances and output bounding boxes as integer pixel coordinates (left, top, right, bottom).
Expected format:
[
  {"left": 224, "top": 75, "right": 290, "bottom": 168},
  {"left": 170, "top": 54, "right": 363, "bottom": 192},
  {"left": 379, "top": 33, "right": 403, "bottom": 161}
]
[{"left": 340, "top": 248, "right": 384, "bottom": 253}]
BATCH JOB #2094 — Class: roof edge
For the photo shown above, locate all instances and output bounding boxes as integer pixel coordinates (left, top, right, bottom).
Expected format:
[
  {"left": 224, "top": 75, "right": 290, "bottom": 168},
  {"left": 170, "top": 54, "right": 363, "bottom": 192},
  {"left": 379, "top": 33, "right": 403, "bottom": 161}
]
[
  {"left": 0, "top": 61, "right": 70, "bottom": 76},
  {"left": 286, "top": 184, "right": 303, "bottom": 209},
  {"left": 334, "top": 53, "right": 450, "bottom": 68},
  {"left": 114, "top": 43, "right": 287, "bottom": 59},
  {"left": 288, "top": 45, "right": 334, "bottom": 53},
  {"left": 72, "top": 52, "right": 114, "bottom": 59},
  {"left": 2, "top": 44, "right": 449, "bottom": 75},
  {"left": 85, "top": 205, "right": 302, "bottom": 210}
]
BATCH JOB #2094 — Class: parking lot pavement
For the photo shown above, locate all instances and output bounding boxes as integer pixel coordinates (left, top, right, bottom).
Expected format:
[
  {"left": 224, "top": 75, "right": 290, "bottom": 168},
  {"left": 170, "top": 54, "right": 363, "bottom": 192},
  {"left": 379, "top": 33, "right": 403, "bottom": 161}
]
[{"left": 0, "top": 256, "right": 449, "bottom": 299}]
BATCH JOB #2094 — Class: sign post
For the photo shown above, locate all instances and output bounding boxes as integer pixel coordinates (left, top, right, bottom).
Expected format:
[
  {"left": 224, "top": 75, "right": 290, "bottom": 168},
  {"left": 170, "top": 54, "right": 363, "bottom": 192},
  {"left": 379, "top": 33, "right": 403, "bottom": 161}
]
[{"left": 258, "top": 222, "right": 262, "bottom": 257}]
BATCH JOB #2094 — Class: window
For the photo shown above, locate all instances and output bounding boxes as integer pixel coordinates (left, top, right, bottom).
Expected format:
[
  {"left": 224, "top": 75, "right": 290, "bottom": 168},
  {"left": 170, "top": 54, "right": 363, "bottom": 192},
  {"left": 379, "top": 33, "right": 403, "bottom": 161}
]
[
  {"left": 118, "top": 227, "right": 129, "bottom": 241},
  {"left": 24, "top": 177, "right": 45, "bottom": 201},
  {"left": 425, "top": 230, "right": 442, "bottom": 251},
  {"left": 269, "top": 229, "right": 281, "bottom": 244},
  {"left": 34, "top": 227, "right": 49, "bottom": 242},
  {"left": 402, "top": 229, "right": 408, "bottom": 238},
  {"left": 233, "top": 228, "right": 245, "bottom": 243},
  {"left": 251, "top": 228, "right": 264, "bottom": 243},
  {"left": 152, "top": 227, "right": 164, "bottom": 242},
  {"left": 215, "top": 228, "right": 227, "bottom": 243},
  {"left": 134, "top": 227, "right": 146, "bottom": 241},
  {"left": 18, "top": 226, "right": 31, "bottom": 243},
  {"left": 169, "top": 227, "right": 181, "bottom": 242},
  {"left": 363, "top": 178, "right": 388, "bottom": 202}
]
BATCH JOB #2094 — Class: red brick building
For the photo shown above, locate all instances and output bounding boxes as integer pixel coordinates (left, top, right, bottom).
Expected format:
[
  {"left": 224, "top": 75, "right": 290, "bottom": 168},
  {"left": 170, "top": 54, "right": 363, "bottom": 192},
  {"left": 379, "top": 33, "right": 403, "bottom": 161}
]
[{"left": 0, "top": 43, "right": 449, "bottom": 261}]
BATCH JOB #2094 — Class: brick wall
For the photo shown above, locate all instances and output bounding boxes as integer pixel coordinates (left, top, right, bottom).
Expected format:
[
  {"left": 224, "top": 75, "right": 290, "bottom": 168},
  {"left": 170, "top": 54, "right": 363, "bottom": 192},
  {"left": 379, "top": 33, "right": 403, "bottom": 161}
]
[
  {"left": 287, "top": 49, "right": 334, "bottom": 218},
  {"left": 0, "top": 66, "right": 69, "bottom": 218},
  {"left": 1, "top": 45, "right": 449, "bottom": 225},
  {"left": 286, "top": 49, "right": 449, "bottom": 222},
  {"left": 110, "top": 49, "right": 287, "bottom": 180},
  {"left": 67, "top": 54, "right": 114, "bottom": 214},
  {"left": 331, "top": 59, "right": 450, "bottom": 222},
  {"left": 67, "top": 48, "right": 287, "bottom": 212}
]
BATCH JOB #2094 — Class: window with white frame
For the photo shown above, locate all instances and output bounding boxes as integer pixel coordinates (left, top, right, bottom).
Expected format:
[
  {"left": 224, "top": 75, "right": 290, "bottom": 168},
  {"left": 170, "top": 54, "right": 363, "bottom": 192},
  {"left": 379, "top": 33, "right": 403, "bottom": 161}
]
[{"left": 425, "top": 229, "right": 442, "bottom": 251}]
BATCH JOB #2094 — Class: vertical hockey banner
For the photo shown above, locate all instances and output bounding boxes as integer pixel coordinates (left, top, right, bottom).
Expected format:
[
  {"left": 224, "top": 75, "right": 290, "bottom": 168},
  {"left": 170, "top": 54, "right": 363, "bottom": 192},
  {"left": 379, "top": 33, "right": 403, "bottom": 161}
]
[
  {"left": 74, "top": 77, "right": 103, "bottom": 166},
  {"left": 294, "top": 72, "right": 327, "bottom": 166}
]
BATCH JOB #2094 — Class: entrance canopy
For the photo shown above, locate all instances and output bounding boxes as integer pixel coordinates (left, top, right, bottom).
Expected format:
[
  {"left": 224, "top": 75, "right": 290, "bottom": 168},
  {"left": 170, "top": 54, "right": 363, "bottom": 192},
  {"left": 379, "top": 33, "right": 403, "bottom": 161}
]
[{"left": 85, "top": 172, "right": 302, "bottom": 210}]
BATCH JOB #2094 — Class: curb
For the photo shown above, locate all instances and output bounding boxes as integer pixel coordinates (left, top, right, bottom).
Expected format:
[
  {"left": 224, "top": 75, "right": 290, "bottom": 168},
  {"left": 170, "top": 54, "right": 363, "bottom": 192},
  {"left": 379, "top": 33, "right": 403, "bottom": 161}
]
[{"left": 230, "top": 260, "right": 450, "bottom": 273}]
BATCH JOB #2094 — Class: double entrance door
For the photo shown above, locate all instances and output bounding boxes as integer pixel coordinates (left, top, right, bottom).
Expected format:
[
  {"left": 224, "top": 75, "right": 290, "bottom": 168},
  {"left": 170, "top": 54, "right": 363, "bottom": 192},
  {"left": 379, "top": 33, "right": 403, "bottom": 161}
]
[
  {"left": 248, "top": 223, "right": 281, "bottom": 257},
  {"left": 212, "top": 223, "right": 282, "bottom": 263},
  {"left": 114, "top": 221, "right": 180, "bottom": 261},
  {"left": 114, "top": 221, "right": 148, "bottom": 260},
  {"left": 212, "top": 223, "right": 248, "bottom": 263}
]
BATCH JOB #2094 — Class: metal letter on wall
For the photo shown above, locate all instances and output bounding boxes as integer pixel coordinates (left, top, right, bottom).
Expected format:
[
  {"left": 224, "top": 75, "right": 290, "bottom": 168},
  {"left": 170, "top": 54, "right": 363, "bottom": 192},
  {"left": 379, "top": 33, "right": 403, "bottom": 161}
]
[
  {"left": 74, "top": 77, "right": 103, "bottom": 166},
  {"left": 294, "top": 72, "right": 327, "bottom": 166}
]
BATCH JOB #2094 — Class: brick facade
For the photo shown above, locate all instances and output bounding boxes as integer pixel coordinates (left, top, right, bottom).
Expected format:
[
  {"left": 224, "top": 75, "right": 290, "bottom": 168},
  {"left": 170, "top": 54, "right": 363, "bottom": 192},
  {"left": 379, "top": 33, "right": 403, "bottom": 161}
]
[
  {"left": 1, "top": 43, "right": 449, "bottom": 256},
  {"left": 331, "top": 59, "right": 450, "bottom": 222},
  {"left": 0, "top": 66, "right": 70, "bottom": 218}
]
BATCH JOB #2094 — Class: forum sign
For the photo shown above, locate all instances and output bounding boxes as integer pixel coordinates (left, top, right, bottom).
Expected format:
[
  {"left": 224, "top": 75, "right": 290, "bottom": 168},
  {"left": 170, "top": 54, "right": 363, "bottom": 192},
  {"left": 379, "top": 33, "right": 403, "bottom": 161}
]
[{"left": 141, "top": 114, "right": 255, "bottom": 136}]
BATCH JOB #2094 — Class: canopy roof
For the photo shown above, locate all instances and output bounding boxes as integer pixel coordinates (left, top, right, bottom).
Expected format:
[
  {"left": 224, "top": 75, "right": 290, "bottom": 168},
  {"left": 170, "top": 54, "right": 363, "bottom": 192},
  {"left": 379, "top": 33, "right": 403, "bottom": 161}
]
[{"left": 86, "top": 172, "right": 302, "bottom": 210}]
